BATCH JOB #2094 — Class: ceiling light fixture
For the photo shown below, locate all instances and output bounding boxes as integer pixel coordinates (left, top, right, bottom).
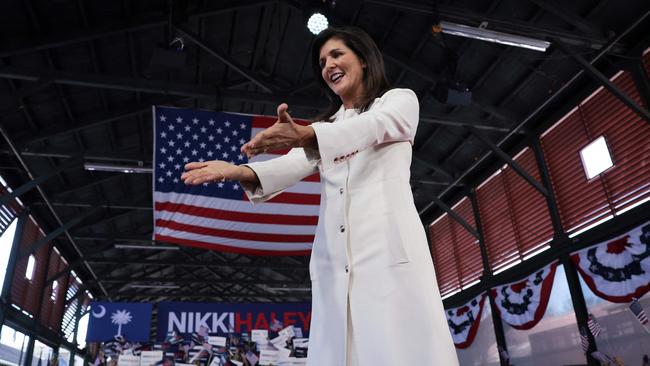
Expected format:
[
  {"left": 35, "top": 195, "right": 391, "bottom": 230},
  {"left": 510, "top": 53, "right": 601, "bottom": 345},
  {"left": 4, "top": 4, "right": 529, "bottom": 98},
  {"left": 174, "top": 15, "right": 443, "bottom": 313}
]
[
  {"left": 440, "top": 21, "right": 550, "bottom": 52},
  {"left": 84, "top": 162, "right": 152, "bottom": 174},
  {"left": 129, "top": 284, "right": 180, "bottom": 289},
  {"left": 265, "top": 287, "right": 311, "bottom": 292},
  {"left": 114, "top": 243, "right": 180, "bottom": 250},
  {"left": 307, "top": 13, "right": 329, "bottom": 35}
]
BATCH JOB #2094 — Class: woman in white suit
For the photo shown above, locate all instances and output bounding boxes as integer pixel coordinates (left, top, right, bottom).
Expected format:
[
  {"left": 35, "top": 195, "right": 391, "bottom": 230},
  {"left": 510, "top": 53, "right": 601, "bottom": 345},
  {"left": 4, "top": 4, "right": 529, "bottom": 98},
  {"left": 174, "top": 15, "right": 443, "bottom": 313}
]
[{"left": 182, "top": 26, "right": 458, "bottom": 366}]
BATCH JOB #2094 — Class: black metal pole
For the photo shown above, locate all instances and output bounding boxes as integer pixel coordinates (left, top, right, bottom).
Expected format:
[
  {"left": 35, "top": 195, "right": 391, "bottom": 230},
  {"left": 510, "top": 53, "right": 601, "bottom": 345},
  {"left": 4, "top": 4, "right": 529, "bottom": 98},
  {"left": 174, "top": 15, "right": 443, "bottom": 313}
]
[
  {"left": 554, "top": 39, "right": 650, "bottom": 124},
  {"left": 70, "top": 299, "right": 83, "bottom": 366},
  {"left": 23, "top": 336, "right": 35, "bottom": 366},
  {"left": 0, "top": 210, "right": 28, "bottom": 329},
  {"left": 531, "top": 139, "right": 599, "bottom": 365},
  {"left": 628, "top": 60, "right": 650, "bottom": 109},
  {"left": 35, "top": 243, "right": 54, "bottom": 322},
  {"left": 468, "top": 189, "right": 509, "bottom": 366}
]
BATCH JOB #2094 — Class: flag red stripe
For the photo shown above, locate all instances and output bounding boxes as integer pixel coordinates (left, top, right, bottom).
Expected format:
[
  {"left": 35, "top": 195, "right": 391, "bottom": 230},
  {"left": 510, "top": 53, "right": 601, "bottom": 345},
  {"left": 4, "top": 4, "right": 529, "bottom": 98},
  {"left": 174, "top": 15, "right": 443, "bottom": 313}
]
[
  {"left": 252, "top": 116, "right": 311, "bottom": 128},
  {"left": 155, "top": 202, "right": 319, "bottom": 225},
  {"left": 156, "top": 219, "right": 315, "bottom": 242},
  {"left": 242, "top": 192, "right": 321, "bottom": 205},
  {"left": 304, "top": 173, "right": 320, "bottom": 182},
  {"left": 155, "top": 234, "right": 311, "bottom": 256}
]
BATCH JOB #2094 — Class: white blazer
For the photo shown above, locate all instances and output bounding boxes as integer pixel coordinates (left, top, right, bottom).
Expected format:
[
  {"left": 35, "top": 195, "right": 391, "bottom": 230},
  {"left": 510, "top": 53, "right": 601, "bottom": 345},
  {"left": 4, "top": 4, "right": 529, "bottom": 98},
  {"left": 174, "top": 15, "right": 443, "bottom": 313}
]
[{"left": 244, "top": 88, "right": 459, "bottom": 366}]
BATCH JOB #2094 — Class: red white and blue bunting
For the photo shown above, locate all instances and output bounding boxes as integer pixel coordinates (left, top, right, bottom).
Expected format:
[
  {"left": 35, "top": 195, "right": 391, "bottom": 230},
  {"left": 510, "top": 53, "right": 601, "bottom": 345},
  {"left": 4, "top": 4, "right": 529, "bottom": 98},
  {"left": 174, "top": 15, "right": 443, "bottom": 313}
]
[
  {"left": 445, "top": 293, "right": 487, "bottom": 349},
  {"left": 571, "top": 221, "right": 650, "bottom": 303},
  {"left": 491, "top": 262, "right": 558, "bottom": 330}
]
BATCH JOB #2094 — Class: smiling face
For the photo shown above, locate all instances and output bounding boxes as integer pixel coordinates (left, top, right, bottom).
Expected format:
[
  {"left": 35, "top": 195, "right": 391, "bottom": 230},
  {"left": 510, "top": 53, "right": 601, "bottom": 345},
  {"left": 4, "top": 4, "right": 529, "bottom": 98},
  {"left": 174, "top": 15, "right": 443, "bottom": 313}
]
[{"left": 319, "top": 38, "right": 366, "bottom": 109}]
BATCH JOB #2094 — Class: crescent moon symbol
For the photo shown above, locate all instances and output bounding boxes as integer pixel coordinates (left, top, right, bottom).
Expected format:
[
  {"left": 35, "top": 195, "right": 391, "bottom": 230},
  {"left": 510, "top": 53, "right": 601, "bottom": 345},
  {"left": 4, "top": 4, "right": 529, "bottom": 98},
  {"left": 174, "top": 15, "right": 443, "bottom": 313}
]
[{"left": 92, "top": 305, "right": 106, "bottom": 318}]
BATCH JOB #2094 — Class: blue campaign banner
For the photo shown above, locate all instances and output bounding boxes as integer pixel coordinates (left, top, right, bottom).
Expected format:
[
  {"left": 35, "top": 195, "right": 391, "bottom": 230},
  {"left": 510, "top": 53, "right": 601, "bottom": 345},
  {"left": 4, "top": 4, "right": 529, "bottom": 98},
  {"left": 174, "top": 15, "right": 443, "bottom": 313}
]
[
  {"left": 156, "top": 302, "right": 311, "bottom": 342},
  {"left": 86, "top": 302, "right": 153, "bottom": 342}
]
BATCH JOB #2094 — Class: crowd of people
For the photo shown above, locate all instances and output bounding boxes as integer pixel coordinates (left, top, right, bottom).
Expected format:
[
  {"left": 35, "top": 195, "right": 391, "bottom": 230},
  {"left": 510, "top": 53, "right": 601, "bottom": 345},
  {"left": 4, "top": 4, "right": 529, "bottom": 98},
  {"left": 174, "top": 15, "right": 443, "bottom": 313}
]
[{"left": 89, "top": 324, "right": 308, "bottom": 366}]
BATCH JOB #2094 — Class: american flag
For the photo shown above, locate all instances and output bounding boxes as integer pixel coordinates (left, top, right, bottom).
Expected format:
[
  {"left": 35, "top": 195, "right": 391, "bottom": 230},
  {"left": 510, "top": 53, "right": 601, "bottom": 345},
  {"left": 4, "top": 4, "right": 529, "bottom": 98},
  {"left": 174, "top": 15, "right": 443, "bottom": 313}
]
[
  {"left": 153, "top": 106, "right": 320, "bottom": 255},
  {"left": 587, "top": 313, "right": 602, "bottom": 338},
  {"left": 629, "top": 299, "right": 649, "bottom": 325}
]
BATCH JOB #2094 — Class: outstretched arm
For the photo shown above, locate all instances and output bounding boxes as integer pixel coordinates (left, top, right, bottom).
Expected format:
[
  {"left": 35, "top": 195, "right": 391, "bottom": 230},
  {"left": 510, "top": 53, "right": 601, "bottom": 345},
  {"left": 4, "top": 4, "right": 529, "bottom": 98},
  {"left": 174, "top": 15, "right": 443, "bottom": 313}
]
[{"left": 181, "top": 161, "right": 259, "bottom": 185}]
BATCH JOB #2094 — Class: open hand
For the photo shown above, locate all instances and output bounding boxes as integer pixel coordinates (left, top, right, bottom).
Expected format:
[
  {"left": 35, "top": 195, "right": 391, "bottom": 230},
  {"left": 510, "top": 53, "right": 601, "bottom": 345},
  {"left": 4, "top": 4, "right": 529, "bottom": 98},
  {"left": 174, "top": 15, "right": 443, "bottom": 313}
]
[
  {"left": 241, "top": 103, "right": 315, "bottom": 158},
  {"left": 181, "top": 160, "right": 241, "bottom": 185}
]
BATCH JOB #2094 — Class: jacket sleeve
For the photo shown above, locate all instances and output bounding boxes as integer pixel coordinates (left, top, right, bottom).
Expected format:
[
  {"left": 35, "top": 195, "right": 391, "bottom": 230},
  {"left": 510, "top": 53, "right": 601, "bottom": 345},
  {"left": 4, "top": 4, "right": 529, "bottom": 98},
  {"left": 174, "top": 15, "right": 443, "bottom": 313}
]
[
  {"left": 240, "top": 147, "right": 320, "bottom": 204},
  {"left": 311, "top": 88, "right": 419, "bottom": 171}
]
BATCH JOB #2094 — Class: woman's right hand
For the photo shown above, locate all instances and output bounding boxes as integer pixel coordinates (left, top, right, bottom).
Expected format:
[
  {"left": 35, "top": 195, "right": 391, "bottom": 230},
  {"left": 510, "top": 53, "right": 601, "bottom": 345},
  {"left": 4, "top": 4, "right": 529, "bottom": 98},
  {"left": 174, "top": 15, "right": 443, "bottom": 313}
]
[{"left": 181, "top": 160, "right": 243, "bottom": 185}]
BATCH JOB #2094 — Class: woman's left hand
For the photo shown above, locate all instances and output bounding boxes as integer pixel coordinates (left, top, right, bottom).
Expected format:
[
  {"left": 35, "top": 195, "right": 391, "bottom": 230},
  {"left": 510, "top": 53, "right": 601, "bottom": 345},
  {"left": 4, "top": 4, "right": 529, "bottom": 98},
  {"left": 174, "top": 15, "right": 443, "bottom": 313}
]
[{"left": 241, "top": 103, "right": 316, "bottom": 158}]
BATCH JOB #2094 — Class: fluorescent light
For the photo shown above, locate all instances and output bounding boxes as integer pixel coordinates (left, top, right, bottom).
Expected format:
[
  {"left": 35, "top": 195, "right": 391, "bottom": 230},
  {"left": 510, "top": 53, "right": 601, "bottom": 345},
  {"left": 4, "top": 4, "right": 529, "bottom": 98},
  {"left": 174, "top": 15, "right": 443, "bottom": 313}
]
[
  {"left": 129, "top": 284, "right": 180, "bottom": 289},
  {"left": 84, "top": 162, "right": 152, "bottom": 174},
  {"left": 114, "top": 243, "right": 180, "bottom": 250},
  {"left": 265, "top": 287, "right": 311, "bottom": 292},
  {"left": 580, "top": 136, "right": 613, "bottom": 180},
  {"left": 307, "top": 13, "right": 328, "bottom": 35},
  {"left": 440, "top": 21, "right": 550, "bottom": 52}
]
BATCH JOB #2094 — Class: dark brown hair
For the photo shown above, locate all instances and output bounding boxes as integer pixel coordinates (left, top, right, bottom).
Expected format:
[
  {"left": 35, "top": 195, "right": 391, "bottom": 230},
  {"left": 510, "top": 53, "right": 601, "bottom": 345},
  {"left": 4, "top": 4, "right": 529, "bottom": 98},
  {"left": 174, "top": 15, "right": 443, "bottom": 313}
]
[{"left": 311, "top": 26, "right": 390, "bottom": 122}]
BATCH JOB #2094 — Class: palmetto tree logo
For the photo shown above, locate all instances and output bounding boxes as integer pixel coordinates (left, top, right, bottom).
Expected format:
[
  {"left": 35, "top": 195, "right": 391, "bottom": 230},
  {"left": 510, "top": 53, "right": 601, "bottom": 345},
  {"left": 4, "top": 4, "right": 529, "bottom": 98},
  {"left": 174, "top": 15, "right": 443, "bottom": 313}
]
[{"left": 110, "top": 309, "right": 132, "bottom": 337}]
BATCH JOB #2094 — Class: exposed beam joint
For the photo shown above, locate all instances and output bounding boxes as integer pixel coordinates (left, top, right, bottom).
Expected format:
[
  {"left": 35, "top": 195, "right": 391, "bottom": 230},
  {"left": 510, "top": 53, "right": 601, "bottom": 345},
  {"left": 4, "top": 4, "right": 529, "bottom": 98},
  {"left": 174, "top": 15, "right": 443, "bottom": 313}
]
[
  {"left": 420, "top": 115, "right": 517, "bottom": 133},
  {"left": 0, "top": 156, "right": 81, "bottom": 208},
  {"left": 174, "top": 26, "right": 276, "bottom": 93},
  {"left": 526, "top": 0, "right": 604, "bottom": 37},
  {"left": 554, "top": 39, "right": 650, "bottom": 124},
  {"left": 19, "top": 208, "right": 99, "bottom": 259},
  {"left": 429, "top": 194, "right": 479, "bottom": 239},
  {"left": 412, "top": 156, "right": 455, "bottom": 180},
  {"left": 467, "top": 126, "right": 549, "bottom": 197}
]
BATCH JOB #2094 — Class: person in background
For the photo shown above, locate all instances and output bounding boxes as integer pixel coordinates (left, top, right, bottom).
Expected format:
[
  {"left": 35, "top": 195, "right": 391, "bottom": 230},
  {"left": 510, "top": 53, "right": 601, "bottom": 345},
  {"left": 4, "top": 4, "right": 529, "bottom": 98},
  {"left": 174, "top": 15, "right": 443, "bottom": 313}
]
[{"left": 182, "top": 26, "right": 458, "bottom": 366}]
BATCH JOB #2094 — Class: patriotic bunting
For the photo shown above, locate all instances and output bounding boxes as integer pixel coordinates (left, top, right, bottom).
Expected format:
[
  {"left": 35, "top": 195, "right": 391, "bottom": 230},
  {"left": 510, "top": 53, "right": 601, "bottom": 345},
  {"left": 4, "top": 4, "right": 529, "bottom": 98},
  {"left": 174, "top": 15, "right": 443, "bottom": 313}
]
[
  {"left": 571, "top": 221, "right": 650, "bottom": 303},
  {"left": 491, "top": 262, "right": 558, "bottom": 330},
  {"left": 445, "top": 293, "right": 487, "bottom": 349}
]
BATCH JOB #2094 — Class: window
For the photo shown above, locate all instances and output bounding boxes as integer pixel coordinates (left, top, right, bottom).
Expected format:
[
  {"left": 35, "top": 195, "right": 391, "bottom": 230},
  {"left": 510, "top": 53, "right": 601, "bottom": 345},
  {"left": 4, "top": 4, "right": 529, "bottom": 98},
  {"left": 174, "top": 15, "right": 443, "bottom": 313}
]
[
  {"left": 51, "top": 280, "right": 59, "bottom": 301},
  {"left": 25, "top": 255, "right": 35, "bottom": 281},
  {"left": 76, "top": 312, "right": 89, "bottom": 348},
  {"left": 579, "top": 136, "right": 613, "bottom": 180},
  {"left": 58, "top": 348, "right": 72, "bottom": 366},
  {"left": 0, "top": 325, "right": 30, "bottom": 366},
  {"left": 32, "top": 340, "right": 53, "bottom": 366}
]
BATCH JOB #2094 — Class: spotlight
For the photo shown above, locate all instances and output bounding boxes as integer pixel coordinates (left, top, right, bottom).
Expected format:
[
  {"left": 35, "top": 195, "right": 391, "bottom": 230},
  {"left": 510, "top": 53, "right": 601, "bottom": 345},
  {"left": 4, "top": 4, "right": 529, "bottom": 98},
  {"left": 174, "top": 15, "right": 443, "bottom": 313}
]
[{"left": 307, "top": 13, "right": 329, "bottom": 35}]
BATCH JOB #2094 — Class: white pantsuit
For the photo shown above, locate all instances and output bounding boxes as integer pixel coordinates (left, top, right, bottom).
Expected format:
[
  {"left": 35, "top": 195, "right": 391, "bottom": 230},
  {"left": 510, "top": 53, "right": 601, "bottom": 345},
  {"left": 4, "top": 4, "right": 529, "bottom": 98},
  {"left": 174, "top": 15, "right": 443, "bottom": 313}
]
[{"left": 243, "top": 89, "right": 459, "bottom": 366}]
